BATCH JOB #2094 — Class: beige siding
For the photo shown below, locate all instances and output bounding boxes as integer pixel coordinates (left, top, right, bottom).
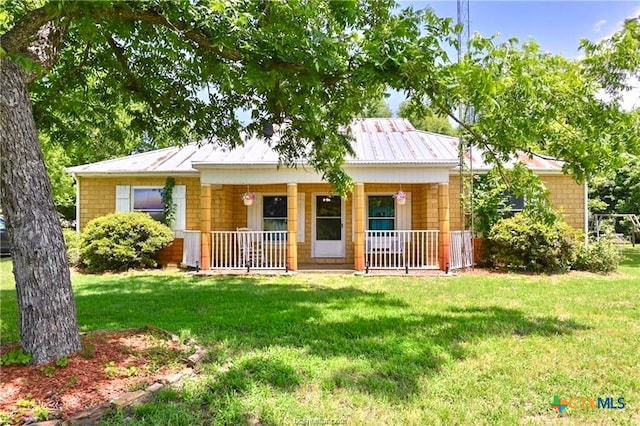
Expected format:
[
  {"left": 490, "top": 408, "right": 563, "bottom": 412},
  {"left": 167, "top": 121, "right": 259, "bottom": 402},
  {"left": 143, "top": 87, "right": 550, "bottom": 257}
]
[
  {"left": 541, "top": 175, "right": 585, "bottom": 230},
  {"left": 447, "top": 173, "right": 586, "bottom": 231},
  {"left": 448, "top": 175, "right": 464, "bottom": 231},
  {"left": 79, "top": 176, "right": 200, "bottom": 230},
  {"left": 78, "top": 173, "right": 585, "bottom": 268}
]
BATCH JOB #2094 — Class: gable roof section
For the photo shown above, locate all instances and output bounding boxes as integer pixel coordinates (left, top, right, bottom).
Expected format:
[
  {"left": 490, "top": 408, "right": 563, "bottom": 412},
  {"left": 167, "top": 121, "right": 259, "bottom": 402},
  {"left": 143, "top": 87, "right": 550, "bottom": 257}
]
[
  {"left": 67, "top": 118, "right": 564, "bottom": 175},
  {"left": 347, "top": 119, "right": 459, "bottom": 164},
  {"left": 443, "top": 138, "right": 565, "bottom": 172}
]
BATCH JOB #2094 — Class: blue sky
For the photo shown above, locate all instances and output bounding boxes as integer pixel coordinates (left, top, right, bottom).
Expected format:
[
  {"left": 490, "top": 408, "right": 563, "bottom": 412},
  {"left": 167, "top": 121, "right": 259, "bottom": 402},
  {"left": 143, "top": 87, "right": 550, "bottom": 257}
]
[{"left": 387, "top": 0, "right": 640, "bottom": 112}]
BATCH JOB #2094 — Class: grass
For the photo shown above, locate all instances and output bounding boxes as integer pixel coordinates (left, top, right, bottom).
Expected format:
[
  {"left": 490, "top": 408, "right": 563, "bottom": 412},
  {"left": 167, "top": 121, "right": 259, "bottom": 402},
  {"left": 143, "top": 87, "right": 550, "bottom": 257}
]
[{"left": 1, "top": 248, "right": 639, "bottom": 425}]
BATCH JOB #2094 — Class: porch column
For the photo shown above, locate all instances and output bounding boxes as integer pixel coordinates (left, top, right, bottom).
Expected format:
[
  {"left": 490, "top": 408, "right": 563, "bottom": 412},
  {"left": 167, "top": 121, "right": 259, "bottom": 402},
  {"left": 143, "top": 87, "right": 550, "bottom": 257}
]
[
  {"left": 200, "top": 184, "right": 212, "bottom": 270},
  {"left": 287, "top": 183, "right": 298, "bottom": 271},
  {"left": 354, "top": 182, "right": 365, "bottom": 270},
  {"left": 438, "top": 182, "right": 451, "bottom": 272}
]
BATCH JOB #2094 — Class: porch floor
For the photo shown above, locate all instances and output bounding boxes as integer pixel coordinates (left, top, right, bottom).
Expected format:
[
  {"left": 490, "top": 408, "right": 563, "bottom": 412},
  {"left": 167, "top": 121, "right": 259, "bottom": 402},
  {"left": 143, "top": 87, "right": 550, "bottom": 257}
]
[
  {"left": 298, "top": 263, "right": 353, "bottom": 273},
  {"left": 190, "top": 266, "right": 451, "bottom": 277}
]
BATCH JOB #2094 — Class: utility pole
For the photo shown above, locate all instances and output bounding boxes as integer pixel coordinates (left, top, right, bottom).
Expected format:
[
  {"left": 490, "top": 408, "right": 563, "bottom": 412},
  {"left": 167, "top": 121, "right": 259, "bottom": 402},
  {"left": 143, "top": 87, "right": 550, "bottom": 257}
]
[{"left": 457, "top": 0, "right": 473, "bottom": 268}]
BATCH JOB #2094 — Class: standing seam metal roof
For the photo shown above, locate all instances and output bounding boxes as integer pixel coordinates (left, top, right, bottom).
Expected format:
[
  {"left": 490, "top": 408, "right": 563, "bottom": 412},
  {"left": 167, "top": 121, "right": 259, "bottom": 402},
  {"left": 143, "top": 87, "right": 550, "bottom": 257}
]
[{"left": 67, "top": 118, "right": 564, "bottom": 174}]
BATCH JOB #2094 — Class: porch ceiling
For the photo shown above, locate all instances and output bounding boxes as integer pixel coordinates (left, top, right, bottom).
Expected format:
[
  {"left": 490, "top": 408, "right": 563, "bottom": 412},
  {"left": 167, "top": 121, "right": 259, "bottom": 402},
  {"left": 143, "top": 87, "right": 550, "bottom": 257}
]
[{"left": 198, "top": 165, "right": 452, "bottom": 185}]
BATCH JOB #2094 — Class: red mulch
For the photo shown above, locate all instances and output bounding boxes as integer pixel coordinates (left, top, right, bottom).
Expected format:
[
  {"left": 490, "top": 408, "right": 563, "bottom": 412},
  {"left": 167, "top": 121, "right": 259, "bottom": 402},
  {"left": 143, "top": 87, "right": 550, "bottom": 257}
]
[{"left": 0, "top": 329, "right": 191, "bottom": 425}]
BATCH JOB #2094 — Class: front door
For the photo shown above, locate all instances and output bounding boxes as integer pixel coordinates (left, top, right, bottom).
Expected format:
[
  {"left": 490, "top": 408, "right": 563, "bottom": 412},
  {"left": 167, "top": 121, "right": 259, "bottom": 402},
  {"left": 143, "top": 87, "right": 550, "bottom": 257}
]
[{"left": 313, "top": 195, "right": 345, "bottom": 257}]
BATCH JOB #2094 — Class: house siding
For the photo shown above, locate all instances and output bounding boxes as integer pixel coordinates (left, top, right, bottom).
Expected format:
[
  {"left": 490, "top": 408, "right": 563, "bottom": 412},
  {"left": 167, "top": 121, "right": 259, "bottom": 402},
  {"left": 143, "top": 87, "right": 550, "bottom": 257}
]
[
  {"left": 78, "top": 176, "right": 201, "bottom": 230},
  {"left": 448, "top": 175, "right": 463, "bottom": 231},
  {"left": 76, "top": 173, "right": 585, "bottom": 269},
  {"left": 447, "top": 173, "right": 586, "bottom": 232},
  {"left": 78, "top": 176, "right": 201, "bottom": 267},
  {"left": 541, "top": 175, "right": 585, "bottom": 230}
]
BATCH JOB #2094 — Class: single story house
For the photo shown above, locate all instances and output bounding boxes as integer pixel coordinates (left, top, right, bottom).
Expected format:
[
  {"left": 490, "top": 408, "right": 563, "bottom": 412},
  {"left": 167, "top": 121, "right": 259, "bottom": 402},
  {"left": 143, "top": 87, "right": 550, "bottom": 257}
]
[{"left": 67, "top": 118, "right": 587, "bottom": 272}]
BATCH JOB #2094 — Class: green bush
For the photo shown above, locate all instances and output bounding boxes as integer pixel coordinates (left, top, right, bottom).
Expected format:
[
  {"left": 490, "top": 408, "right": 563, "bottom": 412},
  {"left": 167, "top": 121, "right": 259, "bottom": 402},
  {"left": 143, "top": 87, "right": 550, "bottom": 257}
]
[
  {"left": 62, "top": 228, "right": 81, "bottom": 267},
  {"left": 573, "top": 239, "right": 621, "bottom": 273},
  {"left": 488, "top": 213, "right": 578, "bottom": 273},
  {"left": 80, "top": 212, "right": 173, "bottom": 272}
]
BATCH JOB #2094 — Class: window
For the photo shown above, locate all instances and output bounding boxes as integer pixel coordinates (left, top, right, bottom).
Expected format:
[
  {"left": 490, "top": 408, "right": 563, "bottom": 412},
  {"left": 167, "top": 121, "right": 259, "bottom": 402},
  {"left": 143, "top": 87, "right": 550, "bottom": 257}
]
[
  {"left": 368, "top": 196, "right": 395, "bottom": 231},
  {"left": 116, "top": 184, "right": 185, "bottom": 231},
  {"left": 263, "top": 196, "right": 287, "bottom": 232},
  {"left": 506, "top": 192, "right": 525, "bottom": 216},
  {"left": 132, "top": 188, "right": 165, "bottom": 222}
]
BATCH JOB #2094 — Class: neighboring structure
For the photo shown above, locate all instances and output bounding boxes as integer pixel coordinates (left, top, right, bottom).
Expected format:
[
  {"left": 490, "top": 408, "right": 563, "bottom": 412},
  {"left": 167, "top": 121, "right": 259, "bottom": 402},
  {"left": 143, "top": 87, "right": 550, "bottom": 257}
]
[{"left": 67, "top": 118, "right": 587, "bottom": 272}]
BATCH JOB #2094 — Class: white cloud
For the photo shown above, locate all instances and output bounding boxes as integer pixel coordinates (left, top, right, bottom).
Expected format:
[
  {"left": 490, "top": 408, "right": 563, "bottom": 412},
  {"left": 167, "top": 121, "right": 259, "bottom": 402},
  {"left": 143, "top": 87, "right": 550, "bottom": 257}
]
[
  {"left": 595, "top": 77, "right": 639, "bottom": 112},
  {"left": 601, "top": 6, "right": 640, "bottom": 39},
  {"left": 620, "top": 78, "right": 640, "bottom": 111},
  {"left": 593, "top": 19, "right": 607, "bottom": 33}
]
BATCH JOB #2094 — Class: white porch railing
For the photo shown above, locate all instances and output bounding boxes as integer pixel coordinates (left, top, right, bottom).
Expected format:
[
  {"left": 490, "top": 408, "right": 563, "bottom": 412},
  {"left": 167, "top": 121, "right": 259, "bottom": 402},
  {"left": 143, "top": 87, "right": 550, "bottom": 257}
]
[
  {"left": 211, "top": 230, "right": 287, "bottom": 270},
  {"left": 182, "top": 230, "right": 201, "bottom": 268},
  {"left": 365, "top": 230, "right": 439, "bottom": 273},
  {"left": 450, "top": 230, "right": 474, "bottom": 270}
]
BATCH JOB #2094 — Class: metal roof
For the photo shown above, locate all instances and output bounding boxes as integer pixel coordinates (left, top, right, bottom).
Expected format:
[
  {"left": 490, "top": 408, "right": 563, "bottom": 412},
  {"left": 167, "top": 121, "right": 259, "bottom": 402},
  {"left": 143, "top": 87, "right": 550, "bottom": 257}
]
[
  {"left": 348, "top": 118, "right": 459, "bottom": 164},
  {"left": 443, "top": 138, "right": 565, "bottom": 172},
  {"left": 67, "top": 118, "right": 564, "bottom": 175}
]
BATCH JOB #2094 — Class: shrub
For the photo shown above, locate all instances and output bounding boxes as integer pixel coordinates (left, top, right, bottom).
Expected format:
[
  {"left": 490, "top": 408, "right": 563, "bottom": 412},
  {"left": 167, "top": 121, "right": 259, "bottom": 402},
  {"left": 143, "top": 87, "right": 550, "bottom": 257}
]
[
  {"left": 62, "top": 228, "right": 81, "bottom": 267},
  {"left": 573, "top": 238, "right": 621, "bottom": 273},
  {"left": 488, "top": 213, "right": 578, "bottom": 273},
  {"left": 80, "top": 212, "right": 173, "bottom": 272}
]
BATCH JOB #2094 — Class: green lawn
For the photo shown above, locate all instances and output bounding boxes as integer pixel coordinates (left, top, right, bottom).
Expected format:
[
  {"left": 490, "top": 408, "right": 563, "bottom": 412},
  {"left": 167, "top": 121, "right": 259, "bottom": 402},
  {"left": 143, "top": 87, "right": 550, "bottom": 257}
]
[{"left": 1, "top": 249, "right": 639, "bottom": 425}]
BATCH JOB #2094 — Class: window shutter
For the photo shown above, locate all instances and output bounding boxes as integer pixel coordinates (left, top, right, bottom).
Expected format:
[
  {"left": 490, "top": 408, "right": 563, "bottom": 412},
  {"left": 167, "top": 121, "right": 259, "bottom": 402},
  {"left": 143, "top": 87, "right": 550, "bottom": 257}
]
[
  {"left": 115, "top": 185, "right": 130, "bottom": 212},
  {"left": 247, "top": 194, "right": 263, "bottom": 230},
  {"left": 172, "top": 185, "right": 186, "bottom": 232},
  {"left": 297, "top": 193, "right": 305, "bottom": 242},
  {"left": 396, "top": 192, "right": 412, "bottom": 230}
]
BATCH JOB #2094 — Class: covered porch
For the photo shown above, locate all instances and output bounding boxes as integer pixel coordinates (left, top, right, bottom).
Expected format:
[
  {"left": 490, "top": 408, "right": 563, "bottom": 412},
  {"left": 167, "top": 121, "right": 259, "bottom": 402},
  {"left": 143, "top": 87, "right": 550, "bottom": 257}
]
[
  {"left": 181, "top": 179, "right": 465, "bottom": 273},
  {"left": 175, "top": 118, "right": 471, "bottom": 272}
]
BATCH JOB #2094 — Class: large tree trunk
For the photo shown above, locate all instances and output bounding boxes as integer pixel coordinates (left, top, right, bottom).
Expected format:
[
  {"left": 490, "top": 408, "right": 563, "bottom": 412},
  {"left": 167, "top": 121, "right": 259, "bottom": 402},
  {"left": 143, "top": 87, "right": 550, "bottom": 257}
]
[{"left": 0, "top": 57, "right": 81, "bottom": 364}]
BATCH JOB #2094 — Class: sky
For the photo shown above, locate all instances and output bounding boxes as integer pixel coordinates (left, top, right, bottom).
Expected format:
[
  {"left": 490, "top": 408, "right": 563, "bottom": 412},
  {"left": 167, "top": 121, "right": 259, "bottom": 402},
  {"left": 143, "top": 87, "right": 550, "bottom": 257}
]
[{"left": 387, "top": 0, "right": 640, "bottom": 113}]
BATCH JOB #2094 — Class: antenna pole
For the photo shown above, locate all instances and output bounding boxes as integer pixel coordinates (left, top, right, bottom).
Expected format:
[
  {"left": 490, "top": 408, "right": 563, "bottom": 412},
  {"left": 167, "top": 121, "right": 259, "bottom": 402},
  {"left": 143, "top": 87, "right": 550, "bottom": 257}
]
[{"left": 457, "top": 0, "right": 473, "bottom": 268}]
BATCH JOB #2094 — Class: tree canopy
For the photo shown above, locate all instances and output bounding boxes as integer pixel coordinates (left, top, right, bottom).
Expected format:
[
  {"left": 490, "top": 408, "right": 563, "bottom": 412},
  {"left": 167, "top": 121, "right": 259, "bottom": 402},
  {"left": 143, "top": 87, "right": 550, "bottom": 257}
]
[
  {"left": 4, "top": 0, "right": 462, "bottom": 193},
  {"left": 589, "top": 155, "right": 640, "bottom": 216},
  {"left": 398, "top": 100, "right": 457, "bottom": 135},
  {"left": 360, "top": 97, "right": 393, "bottom": 118},
  {"left": 407, "top": 19, "right": 639, "bottom": 182}
]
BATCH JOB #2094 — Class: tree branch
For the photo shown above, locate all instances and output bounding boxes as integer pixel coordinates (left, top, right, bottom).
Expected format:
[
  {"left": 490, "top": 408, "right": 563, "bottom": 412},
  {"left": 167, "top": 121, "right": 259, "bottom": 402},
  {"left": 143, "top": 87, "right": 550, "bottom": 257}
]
[
  {"left": 93, "top": 4, "right": 349, "bottom": 84},
  {"left": 93, "top": 3, "right": 243, "bottom": 62},
  {"left": 1, "top": 2, "right": 69, "bottom": 83},
  {"left": 0, "top": 4, "right": 61, "bottom": 54},
  {"left": 3, "top": 2, "right": 347, "bottom": 86},
  {"left": 432, "top": 100, "right": 510, "bottom": 184},
  {"left": 103, "top": 33, "right": 161, "bottom": 116}
]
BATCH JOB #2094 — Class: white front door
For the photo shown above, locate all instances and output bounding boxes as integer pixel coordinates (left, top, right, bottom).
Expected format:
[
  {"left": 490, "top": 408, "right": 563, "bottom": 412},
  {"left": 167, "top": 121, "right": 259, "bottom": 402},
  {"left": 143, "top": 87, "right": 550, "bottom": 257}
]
[{"left": 312, "top": 195, "right": 345, "bottom": 257}]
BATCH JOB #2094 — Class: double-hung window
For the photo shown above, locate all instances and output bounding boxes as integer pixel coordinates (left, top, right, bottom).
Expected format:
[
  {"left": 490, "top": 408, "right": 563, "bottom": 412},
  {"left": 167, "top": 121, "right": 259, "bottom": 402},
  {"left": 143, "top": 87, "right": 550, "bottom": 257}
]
[
  {"left": 263, "top": 195, "right": 287, "bottom": 234},
  {"left": 506, "top": 192, "right": 525, "bottom": 216},
  {"left": 368, "top": 195, "right": 395, "bottom": 231},
  {"left": 116, "top": 184, "right": 186, "bottom": 232},
  {"left": 132, "top": 188, "right": 165, "bottom": 222}
]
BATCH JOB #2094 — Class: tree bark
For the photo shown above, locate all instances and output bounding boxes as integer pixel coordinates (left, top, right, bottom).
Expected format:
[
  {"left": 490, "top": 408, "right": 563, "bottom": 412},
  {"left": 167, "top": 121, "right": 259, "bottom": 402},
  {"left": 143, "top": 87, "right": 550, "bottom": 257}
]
[{"left": 0, "top": 57, "right": 81, "bottom": 364}]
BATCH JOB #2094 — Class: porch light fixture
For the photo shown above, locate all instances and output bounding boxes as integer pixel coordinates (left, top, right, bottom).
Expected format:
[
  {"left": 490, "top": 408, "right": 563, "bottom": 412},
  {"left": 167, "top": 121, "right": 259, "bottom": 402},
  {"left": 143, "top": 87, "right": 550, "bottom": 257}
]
[{"left": 393, "top": 190, "right": 407, "bottom": 205}]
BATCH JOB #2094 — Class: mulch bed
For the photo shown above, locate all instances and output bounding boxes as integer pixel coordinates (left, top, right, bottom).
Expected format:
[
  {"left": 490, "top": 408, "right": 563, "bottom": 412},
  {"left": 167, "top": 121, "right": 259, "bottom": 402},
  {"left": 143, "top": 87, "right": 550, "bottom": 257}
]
[{"left": 0, "top": 328, "right": 193, "bottom": 425}]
